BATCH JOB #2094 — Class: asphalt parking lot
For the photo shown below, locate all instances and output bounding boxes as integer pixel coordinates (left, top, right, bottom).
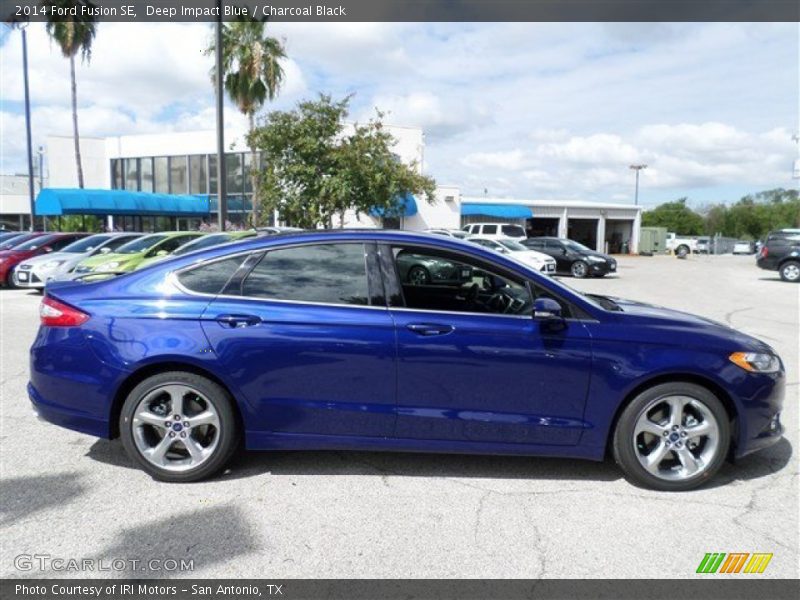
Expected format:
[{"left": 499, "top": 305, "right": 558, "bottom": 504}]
[{"left": 0, "top": 254, "right": 797, "bottom": 579}]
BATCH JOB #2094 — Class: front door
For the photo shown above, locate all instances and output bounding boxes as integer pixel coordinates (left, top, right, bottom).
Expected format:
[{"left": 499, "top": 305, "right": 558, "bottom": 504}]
[{"left": 382, "top": 244, "right": 592, "bottom": 446}]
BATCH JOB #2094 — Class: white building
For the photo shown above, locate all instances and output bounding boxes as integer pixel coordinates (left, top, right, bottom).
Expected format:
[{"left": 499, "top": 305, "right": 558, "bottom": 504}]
[{"left": 2, "top": 126, "right": 641, "bottom": 253}]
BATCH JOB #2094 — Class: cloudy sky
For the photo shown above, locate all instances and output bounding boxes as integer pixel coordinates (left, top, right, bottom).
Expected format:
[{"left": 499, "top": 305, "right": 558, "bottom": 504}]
[{"left": 1, "top": 22, "right": 797, "bottom": 207}]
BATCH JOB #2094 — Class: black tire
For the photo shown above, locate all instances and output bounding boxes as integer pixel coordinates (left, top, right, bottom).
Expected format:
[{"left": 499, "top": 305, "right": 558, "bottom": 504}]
[
  {"left": 779, "top": 260, "right": 800, "bottom": 283},
  {"left": 570, "top": 260, "right": 589, "bottom": 278},
  {"left": 407, "top": 265, "right": 431, "bottom": 285},
  {"left": 120, "top": 371, "right": 240, "bottom": 482},
  {"left": 612, "top": 382, "right": 730, "bottom": 491},
  {"left": 676, "top": 245, "right": 690, "bottom": 258},
  {"left": 5, "top": 271, "right": 17, "bottom": 289}
]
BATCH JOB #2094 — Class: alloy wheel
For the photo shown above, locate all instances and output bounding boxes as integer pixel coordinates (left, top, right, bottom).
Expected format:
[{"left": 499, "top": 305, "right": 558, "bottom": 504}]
[
  {"left": 632, "top": 395, "right": 720, "bottom": 482},
  {"left": 782, "top": 263, "right": 800, "bottom": 281},
  {"left": 132, "top": 384, "right": 221, "bottom": 472},
  {"left": 571, "top": 261, "right": 587, "bottom": 278}
]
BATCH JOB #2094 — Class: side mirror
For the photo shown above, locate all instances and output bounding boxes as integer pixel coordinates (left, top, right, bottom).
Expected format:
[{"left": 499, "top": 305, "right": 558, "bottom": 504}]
[
  {"left": 100, "top": 247, "right": 111, "bottom": 254},
  {"left": 44, "top": 246, "right": 53, "bottom": 253},
  {"left": 156, "top": 250, "right": 168, "bottom": 257},
  {"left": 533, "top": 297, "right": 562, "bottom": 320}
]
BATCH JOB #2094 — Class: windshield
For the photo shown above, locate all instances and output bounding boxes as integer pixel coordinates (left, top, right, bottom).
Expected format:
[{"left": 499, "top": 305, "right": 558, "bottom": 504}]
[
  {"left": 13, "top": 235, "right": 57, "bottom": 251},
  {"left": 61, "top": 235, "right": 111, "bottom": 253},
  {"left": 497, "top": 239, "right": 528, "bottom": 252},
  {"left": 563, "top": 240, "right": 592, "bottom": 252},
  {"left": 501, "top": 225, "right": 525, "bottom": 237},
  {"left": 0, "top": 234, "right": 26, "bottom": 249},
  {"left": 173, "top": 233, "right": 231, "bottom": 256},
  {"left": 115, "top": 234, "right": 168, "bottom": 254}
]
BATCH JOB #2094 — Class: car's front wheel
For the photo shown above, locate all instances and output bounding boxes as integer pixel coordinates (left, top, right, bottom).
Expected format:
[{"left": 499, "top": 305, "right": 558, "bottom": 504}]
[
  {"left": 779, "top": 260, "right": 800, "bottom": 282},
  {"left": 612, "top": 382, "right": 730, "bottom": 491},
  {"left": 570, "top": 260, "right": 588, "bottom": 278},
  {"left": 120, "top": 371, "right": 239, "bottom": 482}
]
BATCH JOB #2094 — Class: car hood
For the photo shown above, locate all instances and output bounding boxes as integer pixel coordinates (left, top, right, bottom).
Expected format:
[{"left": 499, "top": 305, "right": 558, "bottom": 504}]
[
  {"left": 0, "top": 249, "right": 33, "bottom": 260},
  {"left": 78, "top": 252, "right": 141, "bottom": 268},
  {"left": 20, "top": 251, "right": 80, "bottom": 267},
  {"left": 607, "top": 296, "right": 772, "bottom": 353}
]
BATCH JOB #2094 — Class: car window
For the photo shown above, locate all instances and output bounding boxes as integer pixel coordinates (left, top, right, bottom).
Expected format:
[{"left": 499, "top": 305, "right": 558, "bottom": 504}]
[
  {"left": 177, "top": 256, "right": 248, "bottom": 295},
  {"left": 116, "top": 234, "right": 167, "bottom": 254},
  {"left": 48, "top": 236, "right": 82, "bottom": 251},
  {"left": 158, "top": 235, "right": 197, "bottom": 254},
  {"left": 61, "top": 235, "right": 109, "bottom": 253},
  {"left": 391, "top": 246, "right": 532, "bottom": 316},
  {"left": 482, "top": 225, "right": 497, "bottom": 235},
  {"left": 526, "top": 239, "right": 544, "bottom": 249},
  {"left": 173, "top": 233, "right": 232, "bottom": 256},
  {"left": 105, "top": 235, "right": 140, "bottom": 251},
  {"left": 501, "top": 225, "right": 525, "bottom": 237},
  {"left": 242, "top": 243, "right": 369, "bottom": 306},
  {"left": 546, "top": 241, "right": 563, "bottom": 251}
]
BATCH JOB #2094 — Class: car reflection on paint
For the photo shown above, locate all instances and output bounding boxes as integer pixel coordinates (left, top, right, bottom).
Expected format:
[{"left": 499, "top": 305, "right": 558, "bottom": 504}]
[{"left": 395, "top": 249, "right": 473, "bottom": 285}]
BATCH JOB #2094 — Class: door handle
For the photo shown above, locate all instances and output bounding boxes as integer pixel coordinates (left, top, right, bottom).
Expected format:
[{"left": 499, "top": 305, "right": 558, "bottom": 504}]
[
  {"left": 215, "top": 314, "right": 261, "bottom": 328},
  {"left": 406, "top": 323, "right": 454, "bottom": 336}
]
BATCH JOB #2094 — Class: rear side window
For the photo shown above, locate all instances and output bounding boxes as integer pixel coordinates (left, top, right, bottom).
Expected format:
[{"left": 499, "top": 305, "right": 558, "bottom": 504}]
[
  {"left": 49, "top": 236, "right": 82, "bottom": 251},
  {"left": 177, "top": 256, "right": 247, "bottom": 295},
  {"left": 242, "top": 243, "right": 369, "bottom": 306},
  {"left": 482, "top": 225, "right": 498, "bottom": 234},
  {"left": 502, "top": 225, "right": 525, "bottom": 237},
  {"left": 106, "top": 235, "right": 139, "bottom": 251}
]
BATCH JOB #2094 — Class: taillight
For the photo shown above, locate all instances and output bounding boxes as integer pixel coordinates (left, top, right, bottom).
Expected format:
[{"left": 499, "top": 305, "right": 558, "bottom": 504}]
[
  {"left": 40, "top": 296, "right": 89, "bottom": 327},
  {"left": 760, "top": 246, "right": 768, "bottom": 258}
]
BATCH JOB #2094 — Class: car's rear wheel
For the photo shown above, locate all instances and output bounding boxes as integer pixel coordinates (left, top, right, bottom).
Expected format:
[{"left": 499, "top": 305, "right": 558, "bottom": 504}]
[
  {"left": 779, "top": 260, "right": 800, "bottom": 282},
  {"left": 120, "top": 371, "right": 239, "bottom": 482},
  {"left": 407, "top": 265, "right": 431, "bottom": 285},
  {"left": 612, "top": 382, "right": 730, "bottom": 491},
  {"left": 570, "top": 260, "right": 588, "bottom": 278},
  {"left": 675, "top": 245, "right": 690, "bottom": 258}
]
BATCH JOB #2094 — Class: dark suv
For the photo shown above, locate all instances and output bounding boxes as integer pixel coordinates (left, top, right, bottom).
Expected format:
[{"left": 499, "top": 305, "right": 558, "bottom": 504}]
[
  {"left": 522, "top": 237, "right": 617, "bottom": 278},
  {"left": 757, "top": 230, "right": 800, "bottom": 282}
]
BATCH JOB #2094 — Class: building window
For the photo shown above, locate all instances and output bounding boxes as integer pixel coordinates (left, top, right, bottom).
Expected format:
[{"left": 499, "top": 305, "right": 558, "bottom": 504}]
[
  {"left": 112, "top": 159, "right": 123, "bottom": 189},
  {"left": 154, "top": 157, "right": 169, "bottom": 193},
  {"left": 189, "top": 155, "right": 207, "bottom": 194},
  {"left": 226, "top": 153, "right": 243, "bottom": 195},
  {"left": 140, "top": 157, "right": 154, "bottom": 192},
  {"left": 125, "top": 158, "right": 140, "bottom": 191},
  {"left": 208, "top": 155, "right": 218, "bottom": 195},
  {"left": 170, "top": 155, "right": 188, "bottom": 194}
]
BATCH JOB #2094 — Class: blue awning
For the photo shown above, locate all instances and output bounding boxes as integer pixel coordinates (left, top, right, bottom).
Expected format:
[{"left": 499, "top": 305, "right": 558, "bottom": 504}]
[
  {"left": 461, "top": 203, "right": 532, "bottom": 219},
  {"left": 369, "top": 193, "right": 418, "bottom": 218},
  {"left": 35, "top": 188, "right": 211, "bottom": 217}
]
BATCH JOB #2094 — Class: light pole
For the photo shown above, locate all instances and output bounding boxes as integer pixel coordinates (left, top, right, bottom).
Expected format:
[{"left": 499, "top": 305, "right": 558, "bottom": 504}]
[
  {"left": 20, "top": 23, "right": 36, "bottom": 230},
  {"left": 215, "top": 0, "right": 228, "bottom": 231},
  {"left": 629, "top": 164, "right": 647, "bottom": 206}
]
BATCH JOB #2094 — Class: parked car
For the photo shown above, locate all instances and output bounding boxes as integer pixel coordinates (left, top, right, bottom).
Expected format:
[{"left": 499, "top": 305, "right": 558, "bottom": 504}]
[
  {"left": 732, "top": 241, "right": 754, "bottom": 255},
  {"left": 13, "top": 233, "right": 143, "bottom": 290},
  {"left": 31, "top": 230, "right": 784, "bottom": 490},
  {"left": 461, "top": 222, "right": 527, "bottom": 241},
  {"left": 757, "top": 231, "right": 800, "bottom": 282},
  {"left": 0, "top": 232, "right": 27, "bottom": 248},
  {"left": 395, "top": 248, "right": 473, "bottom": 285},
  {"left": 665, "top": 233, "right": 698, "bottom": 257},
  {"left": 72, "top": 232, "right": 204, "bottom": 275},
  {"left": 256, "top": 226, "right": 304, "bottom": 235},
  {"left": 135, "top": 231, "right": 257, "bottom": 270},
  {"left": 425, "top": 228, "right": 471, "bottom": 239},
  {"left": 469, "top": 236, "right": 556, "bottom": 275},
  {"left": 0, "top": 232, "right": 88, "bottom": 287},
  {"left": 522, "top": 237, "right": 617, "bottom": 278},
  {"left": 0, "top": 231, "right": 43, "bottom": 251}
]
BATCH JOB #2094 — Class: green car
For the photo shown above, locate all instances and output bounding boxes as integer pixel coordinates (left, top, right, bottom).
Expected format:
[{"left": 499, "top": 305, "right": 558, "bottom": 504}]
[
  {"left": 73, "top": 232, "right": 204, "bottom": 275},
  {"left": 135, "top": 230, "right": 257, "bottom": 270}
]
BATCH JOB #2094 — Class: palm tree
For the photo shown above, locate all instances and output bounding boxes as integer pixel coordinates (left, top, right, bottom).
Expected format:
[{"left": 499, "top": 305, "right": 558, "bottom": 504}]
[
  {"left": 43, "top": 0, "right": 97, "bottom": 189},
  {"left": 207, "top": 20, "right": 285, "bottom": 226}
]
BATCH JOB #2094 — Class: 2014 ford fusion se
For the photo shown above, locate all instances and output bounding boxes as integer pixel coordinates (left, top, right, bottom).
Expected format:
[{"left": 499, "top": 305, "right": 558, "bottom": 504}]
[{"left": 29, "top": 231, "right": 784, "bottom": 490}]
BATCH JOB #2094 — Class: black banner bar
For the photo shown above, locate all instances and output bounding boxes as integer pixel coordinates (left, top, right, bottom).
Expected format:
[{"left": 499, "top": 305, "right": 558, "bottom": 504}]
[
  {"left": 2, "top": 579, "right": 800, "bottom": 600},
  {"left": 2, "top": 0, "right": 800, "bottom": 23}
]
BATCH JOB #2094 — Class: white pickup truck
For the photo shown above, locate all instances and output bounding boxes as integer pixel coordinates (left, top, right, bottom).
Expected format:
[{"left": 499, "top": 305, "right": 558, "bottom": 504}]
[{"left": 665, "top": 233, "right": 698, "bottom": 257}]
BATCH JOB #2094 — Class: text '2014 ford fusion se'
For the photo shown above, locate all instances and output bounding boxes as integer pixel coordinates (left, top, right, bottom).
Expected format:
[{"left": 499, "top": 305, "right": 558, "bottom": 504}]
[{"left": 29, "top": 231, "right": 784, "bottom": 490}]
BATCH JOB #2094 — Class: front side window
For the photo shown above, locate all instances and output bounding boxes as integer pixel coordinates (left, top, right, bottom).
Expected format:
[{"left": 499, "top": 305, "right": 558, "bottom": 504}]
[
  {"left": 117, "top": 235, "right": 167, "bottom": 254},
  {"left": 391, "top": 246, "right": 532, "bottom": 316},
  {"left": 242, "top": 243, "right": 369, "bottom": 306},
  {"left": 62, "top": 235, "right": 111, "bottom": 253},
  {"left": 49, "top": 236, "right": 81, "bottom": 251}
]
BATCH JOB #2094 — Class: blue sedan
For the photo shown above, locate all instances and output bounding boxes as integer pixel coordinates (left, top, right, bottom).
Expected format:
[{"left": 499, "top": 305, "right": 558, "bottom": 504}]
[{"left": 29, "top": 230, "right": 785, "bottom": 490}]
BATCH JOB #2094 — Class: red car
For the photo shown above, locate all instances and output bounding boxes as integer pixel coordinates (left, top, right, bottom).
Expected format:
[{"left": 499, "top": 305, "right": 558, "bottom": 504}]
[{"left": 0, "top": 232, "right": 88, "bottom": 287}]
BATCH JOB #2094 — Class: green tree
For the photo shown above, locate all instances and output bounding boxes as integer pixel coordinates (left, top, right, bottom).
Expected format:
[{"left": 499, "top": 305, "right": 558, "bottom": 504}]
[
  {"left": 42, "top": 0, "right": 98, "bottom": 189},
  {"left": 249, "top": 95, "right": 437, "bottom": 229},
  {"left": 206, "top": 18, "right": 286, "bottom": 226},
  {"left": 642, "top": 198, "right": 704, "bottom": 235},
  {"left": 701, "top": 188, "right": 800, "bottom": 238}
]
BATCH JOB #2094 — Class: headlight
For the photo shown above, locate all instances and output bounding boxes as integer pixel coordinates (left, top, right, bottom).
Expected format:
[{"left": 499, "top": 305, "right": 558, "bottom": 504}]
[
  {"left": 586, "top": 255, "right": 606, "bottom": 263},
  {"left": 42, "top": 260, "right": 66, "bottom": 269},
  {"left": 729, "top": 352, "right": 781, "bottom": 373},
  {"left": 96, "top": 261, "right": 121, "bottom": 272}
]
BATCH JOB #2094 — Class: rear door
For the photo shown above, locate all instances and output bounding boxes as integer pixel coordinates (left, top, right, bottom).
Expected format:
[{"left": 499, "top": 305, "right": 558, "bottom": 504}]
[{"left": 198, "top": 241, "right": 397, "bottom": 438}]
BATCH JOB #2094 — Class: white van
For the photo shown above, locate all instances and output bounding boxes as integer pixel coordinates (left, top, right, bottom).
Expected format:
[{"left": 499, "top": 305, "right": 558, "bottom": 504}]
[{"left": 461, "top": 223, "right": 526, "bottom": 241}]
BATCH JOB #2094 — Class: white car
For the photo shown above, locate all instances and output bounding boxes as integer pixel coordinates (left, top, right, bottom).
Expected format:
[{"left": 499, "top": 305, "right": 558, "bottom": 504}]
[
  {"left": 461, "top": 222, "right": 527, "bottom": 241},
  {"left": 732, "top": 241, "right": 754, "bottom": 255},
  {"left": 470, "top": 237, "right": 557, "bottom": 275},
  {"left": 13, "top": 232, "right": 142, "bottom": 290},
  {"left": 425, "top": 228, "right": 471, "bottom": 239}
]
